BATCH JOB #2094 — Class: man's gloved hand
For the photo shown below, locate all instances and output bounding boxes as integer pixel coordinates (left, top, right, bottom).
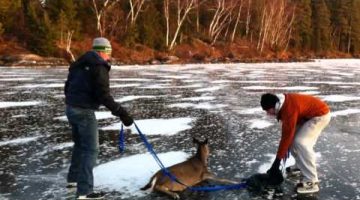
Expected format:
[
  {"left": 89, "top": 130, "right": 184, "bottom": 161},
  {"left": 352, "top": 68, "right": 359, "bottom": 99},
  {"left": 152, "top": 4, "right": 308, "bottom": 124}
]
[
  {"left": 112, "top": 106, "right": 134, "bottom": 127},
  {"left": 120, "top": 114, "right": 133, "bottom": 127},
  {"left": 266, "top": 158, "right": 284, "bottom": 185}
]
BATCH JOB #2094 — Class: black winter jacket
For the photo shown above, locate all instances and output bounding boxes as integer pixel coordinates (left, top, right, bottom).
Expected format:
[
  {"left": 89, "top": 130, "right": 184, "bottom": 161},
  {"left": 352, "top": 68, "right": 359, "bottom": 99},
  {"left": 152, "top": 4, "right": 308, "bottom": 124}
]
[{"left": 64, "top": 51, "right": 127, "bottom": 117}]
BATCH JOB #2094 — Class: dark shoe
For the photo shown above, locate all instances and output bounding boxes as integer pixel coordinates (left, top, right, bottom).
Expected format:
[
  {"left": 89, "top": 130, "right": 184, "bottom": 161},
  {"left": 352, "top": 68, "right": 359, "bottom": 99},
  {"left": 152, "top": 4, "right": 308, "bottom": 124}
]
[
  {"left": 77, "top": 191, "right": 106, "bottom": 199},
  {"left": 286, "top": 166, "right": 301, "bottom": 178}
]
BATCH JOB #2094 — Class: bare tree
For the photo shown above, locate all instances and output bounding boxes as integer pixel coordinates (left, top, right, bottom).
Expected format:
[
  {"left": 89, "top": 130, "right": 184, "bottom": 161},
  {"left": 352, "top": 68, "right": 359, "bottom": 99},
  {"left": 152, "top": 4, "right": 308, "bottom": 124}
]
[
  {"left": 231, "top": 0, "right": 244, "bottom": 42},
  {"left": 164, "top": 0, "right": 170, "bottom": 47},
  {"left": 128, "top": 0, "right": 146, "bottom": 26},
  {"left": 164, "top": 0, "right": 196, "bottom": 50},
  {"left": 245, "top": 0, "right": 251, "bottom": 37},
  {"left": 66, "top": 30, "right": 75, "bottom": 62},
  {"left": 256, "top": 0, "right": 295, "bottom": 53},
  {"left": 91, "top": 0, "right": 119, "bottom": 36},
  {"left": 208, "top": 0, "right": 236, "bottom": 44}
]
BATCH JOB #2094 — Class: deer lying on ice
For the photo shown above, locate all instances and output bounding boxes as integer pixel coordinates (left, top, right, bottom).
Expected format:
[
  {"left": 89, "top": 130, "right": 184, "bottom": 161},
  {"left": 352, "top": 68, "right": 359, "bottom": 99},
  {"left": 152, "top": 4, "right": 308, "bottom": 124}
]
[{"left": 141, "top": 138, "right": 238, "bottom": 199}]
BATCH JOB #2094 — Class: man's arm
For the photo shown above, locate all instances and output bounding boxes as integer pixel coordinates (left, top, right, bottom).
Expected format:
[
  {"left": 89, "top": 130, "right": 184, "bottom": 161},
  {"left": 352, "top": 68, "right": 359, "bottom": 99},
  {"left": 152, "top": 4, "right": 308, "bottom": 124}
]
[{"left": 277, "top": 113, "right": 298, "bottom": 159}]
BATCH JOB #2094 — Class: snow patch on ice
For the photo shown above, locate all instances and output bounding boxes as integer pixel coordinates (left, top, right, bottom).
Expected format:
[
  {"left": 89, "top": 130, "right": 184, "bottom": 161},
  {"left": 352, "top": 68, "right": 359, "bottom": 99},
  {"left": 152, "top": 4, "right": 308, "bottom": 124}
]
[
  {"left": 258, "top": 153, "right": 321, "bottom": 173},
  {"left": 115, "top": 95, "right": 157, "bottom": 103},
  {"left": 180, "top": 96, "right": 215, "bottom": 101},
  {"left": 54, "top": 111, "right": 116, "bottom": 121},
  {"left": 110, "top": 83, "right": 141, "bottom": 88},
  {"left": 331, "top": 109, "right": 360, "bottom": 117},
  {"left": 14, "top": 83, "right": 64, "bottom": 88},
  {"left": 0, "top": 136, "right": 40, "bottom": 146},
  {"left": 94, "top": 151, "right": 189, "bottom": 198},
  {"left": 195, "top": 86, "right": 225, "bottom": 92},
  {"left": 320, "top": 95, "right": 360, "bottom": 102},
  {"left": 299, "top": 91, "right": 321, "bottom": 95},
  {"left": 248, "top": 119, "right": 273, "bottom": 129},
  {"left": 0, "top": 101, "right": 42, "bottom": 108},
  {"left": 237, "top": 107, "right": 263, "bottom": 115},
  {"left": 243, "top": 86, "right": 318, "bottom": 91},
  {"left": 0, "top": 78, "right": 34, "bottom": 81},
  {"left": 168, "top": 102, "right": 227, "bottom": 110}
]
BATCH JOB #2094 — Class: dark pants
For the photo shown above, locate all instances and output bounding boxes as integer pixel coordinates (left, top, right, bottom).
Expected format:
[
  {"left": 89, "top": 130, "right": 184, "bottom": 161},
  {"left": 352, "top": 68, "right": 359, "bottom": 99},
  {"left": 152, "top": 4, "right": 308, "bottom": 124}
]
[{"left": 66, "top": 105, "right": 99, "bottom": 196}]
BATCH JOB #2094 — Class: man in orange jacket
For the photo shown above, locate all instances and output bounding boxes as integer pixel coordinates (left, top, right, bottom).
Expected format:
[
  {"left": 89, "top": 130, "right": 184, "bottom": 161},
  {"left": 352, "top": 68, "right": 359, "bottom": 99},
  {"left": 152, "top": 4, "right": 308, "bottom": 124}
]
[{"left": 260, "top": 93, "right": 331, "bottom": 194}]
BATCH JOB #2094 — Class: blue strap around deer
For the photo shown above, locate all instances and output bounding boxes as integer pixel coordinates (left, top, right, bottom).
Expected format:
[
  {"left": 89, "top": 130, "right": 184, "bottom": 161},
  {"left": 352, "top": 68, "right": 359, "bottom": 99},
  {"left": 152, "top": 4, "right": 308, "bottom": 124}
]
[{"left": 131, "top": 122, "right": 247, "bottom": 191}]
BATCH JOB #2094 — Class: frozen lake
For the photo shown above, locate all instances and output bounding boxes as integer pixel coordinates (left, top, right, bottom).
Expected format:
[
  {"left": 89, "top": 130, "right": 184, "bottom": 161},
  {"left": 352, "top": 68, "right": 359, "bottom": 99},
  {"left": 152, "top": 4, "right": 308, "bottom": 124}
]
[{"left": 0, "top": 59, "right": 359, "bottom": 200}]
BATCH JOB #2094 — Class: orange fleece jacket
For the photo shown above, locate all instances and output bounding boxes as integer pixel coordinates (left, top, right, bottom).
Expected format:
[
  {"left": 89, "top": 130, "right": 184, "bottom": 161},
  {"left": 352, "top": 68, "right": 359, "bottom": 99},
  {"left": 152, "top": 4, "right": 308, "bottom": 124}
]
[{"left": 276, "top": 93, "right": 330, "bottom": 159}]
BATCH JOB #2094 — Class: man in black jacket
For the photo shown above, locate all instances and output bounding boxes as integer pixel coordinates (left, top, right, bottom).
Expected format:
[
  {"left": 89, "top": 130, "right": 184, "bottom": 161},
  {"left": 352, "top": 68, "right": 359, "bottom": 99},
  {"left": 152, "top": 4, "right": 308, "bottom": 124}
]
[{"left": 64, "top": 37, "right": 133, "bottom": 199}]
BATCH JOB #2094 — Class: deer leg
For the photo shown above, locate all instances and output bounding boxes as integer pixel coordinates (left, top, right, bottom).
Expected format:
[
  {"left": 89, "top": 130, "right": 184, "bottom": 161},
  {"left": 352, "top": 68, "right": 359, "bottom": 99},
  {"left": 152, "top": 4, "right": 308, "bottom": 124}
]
[
  {"left": 203, "top": 172, "right": 239, "bottom": 184},
  {"left": 154, "top": 185, "right": 180, "bottom": 200}
]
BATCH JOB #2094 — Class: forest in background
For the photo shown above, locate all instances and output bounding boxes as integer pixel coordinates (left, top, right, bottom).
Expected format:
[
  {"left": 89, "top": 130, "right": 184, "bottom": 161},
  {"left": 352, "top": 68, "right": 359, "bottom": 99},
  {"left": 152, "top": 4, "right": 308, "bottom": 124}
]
[{"left": 0, "top": 0, "right": 360, "bottom": 65}]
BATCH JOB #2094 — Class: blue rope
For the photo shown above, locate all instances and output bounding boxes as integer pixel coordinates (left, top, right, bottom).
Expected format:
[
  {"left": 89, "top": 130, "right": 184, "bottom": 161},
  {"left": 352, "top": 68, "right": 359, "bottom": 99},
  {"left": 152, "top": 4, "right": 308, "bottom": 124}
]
[
  {"left": 118, "top": 124, "right": 125, "bottom": 153},
  {"left": 132, "top": 122, "right": 247, "bottom": 192}
]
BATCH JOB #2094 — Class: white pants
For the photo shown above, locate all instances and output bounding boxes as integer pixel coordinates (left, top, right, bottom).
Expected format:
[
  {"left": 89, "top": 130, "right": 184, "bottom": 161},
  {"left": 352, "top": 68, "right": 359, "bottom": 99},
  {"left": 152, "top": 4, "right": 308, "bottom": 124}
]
[{"left": 290, "top": 113, "right": 331, "bottom": 182}]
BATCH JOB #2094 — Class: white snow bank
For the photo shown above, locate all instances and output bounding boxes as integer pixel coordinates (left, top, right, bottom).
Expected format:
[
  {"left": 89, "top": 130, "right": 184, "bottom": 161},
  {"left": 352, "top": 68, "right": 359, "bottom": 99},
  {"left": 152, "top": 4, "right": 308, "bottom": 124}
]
[
  {"left": 94, "top": 151, "right": 189, "bottom": 198},
  {"left": 101, "top": 117, "right": 195, "bottom": 136},
  {"left": 0, "top": 101, "right": 41, "bottom": 108}
]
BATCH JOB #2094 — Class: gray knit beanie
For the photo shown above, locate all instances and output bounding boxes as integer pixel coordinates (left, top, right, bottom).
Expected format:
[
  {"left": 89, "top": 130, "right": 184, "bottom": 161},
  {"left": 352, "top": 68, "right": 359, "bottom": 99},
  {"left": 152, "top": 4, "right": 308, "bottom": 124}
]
[{"left": 92, "top": 37, "right": 112, "bottom": 53}]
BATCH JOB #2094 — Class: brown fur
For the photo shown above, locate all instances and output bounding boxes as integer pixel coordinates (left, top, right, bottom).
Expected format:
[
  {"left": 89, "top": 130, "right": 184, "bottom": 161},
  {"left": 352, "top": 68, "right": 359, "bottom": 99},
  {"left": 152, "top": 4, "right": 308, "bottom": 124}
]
[{"left": 141, "top": 138, "right": 237, "bottom": 199}]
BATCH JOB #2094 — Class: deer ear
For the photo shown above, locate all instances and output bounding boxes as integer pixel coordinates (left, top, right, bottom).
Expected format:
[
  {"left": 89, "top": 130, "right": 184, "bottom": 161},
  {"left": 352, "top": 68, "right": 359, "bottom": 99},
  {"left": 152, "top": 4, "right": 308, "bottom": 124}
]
[
  {"left": 204, "top": 138, "right": 208, "bottom": 144},
  {"left": 193, "top": 137, "right": 199, "bottom": 144}
]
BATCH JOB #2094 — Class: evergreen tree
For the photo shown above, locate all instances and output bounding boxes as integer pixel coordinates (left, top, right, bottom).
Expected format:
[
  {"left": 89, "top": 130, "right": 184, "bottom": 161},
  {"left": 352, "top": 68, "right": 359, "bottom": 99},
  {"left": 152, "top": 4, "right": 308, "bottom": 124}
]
[
  {"left": 46, "top": 0, "right": 79, "bottom": 42},
  {"left": 137, "top": 2, "right": 165, "bottom": 50},
  {"left": 0, "top": 0, "right": 22, "bottom": 36},
  {"left": 292, "top": 0, "right": 312, "bottom": 49},
  {"left": 328, "top": 0, "right": 351, "bottom": 51},
  {"left": 311, "top": 0, "right": 331, "bottom": 52},
  {"left": 22, "top": 0, "right": 56, "bottom": 56},
  {"left": 350, "top": 0, "right": 360, "bottom": 54}
]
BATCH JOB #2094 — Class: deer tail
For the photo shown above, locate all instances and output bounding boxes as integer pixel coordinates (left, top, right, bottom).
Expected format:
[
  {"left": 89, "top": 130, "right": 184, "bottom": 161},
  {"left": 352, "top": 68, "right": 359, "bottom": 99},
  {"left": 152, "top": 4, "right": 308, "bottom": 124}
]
[{"left": 140, "top": 175, "right": 157, "bottom": 191}]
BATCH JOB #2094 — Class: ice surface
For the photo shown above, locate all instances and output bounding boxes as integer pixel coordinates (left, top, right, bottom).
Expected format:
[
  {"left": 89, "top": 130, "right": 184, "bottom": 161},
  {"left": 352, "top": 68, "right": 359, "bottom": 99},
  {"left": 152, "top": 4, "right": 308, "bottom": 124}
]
[
  {"left": 102, "top": 117, "right": 194, "bottom": 136},
  {"left": 1, "top": 59, "right": 360, "bottom": 200}
]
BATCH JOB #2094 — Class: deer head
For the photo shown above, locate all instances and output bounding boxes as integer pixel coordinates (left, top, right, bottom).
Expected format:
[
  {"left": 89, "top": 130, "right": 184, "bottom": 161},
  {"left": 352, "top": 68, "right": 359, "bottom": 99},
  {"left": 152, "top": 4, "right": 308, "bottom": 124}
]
[{"left": 193, "top": 137, "right": 209, "bottom": 166}]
